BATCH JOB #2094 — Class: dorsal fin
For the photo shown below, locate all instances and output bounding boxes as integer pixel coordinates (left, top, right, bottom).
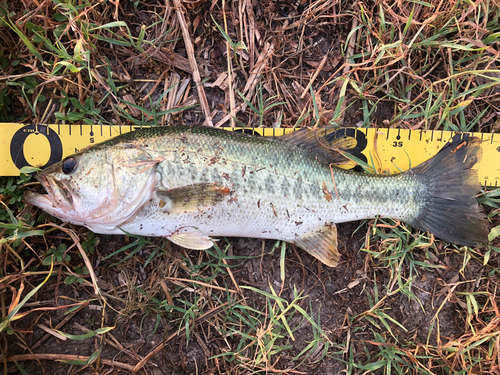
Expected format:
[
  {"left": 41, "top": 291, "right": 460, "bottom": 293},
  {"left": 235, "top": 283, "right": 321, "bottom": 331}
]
[{"left": 279, "top": 128, "right": 360, "bottom": 165}]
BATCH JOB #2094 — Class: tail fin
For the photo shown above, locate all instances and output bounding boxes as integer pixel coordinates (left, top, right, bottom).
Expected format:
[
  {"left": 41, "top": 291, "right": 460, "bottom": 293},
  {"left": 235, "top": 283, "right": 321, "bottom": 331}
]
[{"left": 408, "top": 134, "right": 488, "bottom": 247}]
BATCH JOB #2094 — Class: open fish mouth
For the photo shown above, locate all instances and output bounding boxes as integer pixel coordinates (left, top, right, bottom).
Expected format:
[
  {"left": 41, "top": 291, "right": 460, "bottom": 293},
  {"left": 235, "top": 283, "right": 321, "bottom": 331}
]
[{"left": 24, "top": 174, "right": 75, "bottom": 212}]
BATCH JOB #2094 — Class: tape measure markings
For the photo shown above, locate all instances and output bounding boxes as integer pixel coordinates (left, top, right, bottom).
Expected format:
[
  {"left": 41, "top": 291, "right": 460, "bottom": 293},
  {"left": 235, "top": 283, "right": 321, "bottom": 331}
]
[{"left": 1, "top": 123, "right": 499, "bottom": 187}]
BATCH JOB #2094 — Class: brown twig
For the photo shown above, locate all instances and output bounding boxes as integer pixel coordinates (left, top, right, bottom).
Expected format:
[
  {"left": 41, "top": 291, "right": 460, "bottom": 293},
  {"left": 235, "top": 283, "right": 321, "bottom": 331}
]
[
  {"left": 172, "top": 0, "right": 213, "bottom": 126},
  {"left": 165, "top": 277, "right": 238, "bottom": 294},
  {"left": 1, "top": 354, "right": 135, "bottom": 371},
  {"left": 222, "top": 0, "right": 236, "bottom": 128},
  {"left": 216, "top": 42, "right": 274, "bottom": 127},
  {"left": 163, "top": 72, "right": 180, "bottom": 125},
  {"left": 141, "top": 70, "right": 168, "bottom": 102},
  {"left": 30, "top": 305, "right": 86, "bottom": 350},
  {"left": 222, "top": 258, "right": 241, "bottom": 294},
  {"left": 300, "top": 53, "right": 329, "bottom": 99},
  {"left": 245, "top": 0, "right": 256, "bottom": 72}
]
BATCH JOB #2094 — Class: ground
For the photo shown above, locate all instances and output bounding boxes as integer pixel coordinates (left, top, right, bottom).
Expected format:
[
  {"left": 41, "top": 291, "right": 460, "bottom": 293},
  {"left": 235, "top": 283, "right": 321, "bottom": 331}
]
[{"left": 1, "top": 0, "right": 500, "bottom": 374}]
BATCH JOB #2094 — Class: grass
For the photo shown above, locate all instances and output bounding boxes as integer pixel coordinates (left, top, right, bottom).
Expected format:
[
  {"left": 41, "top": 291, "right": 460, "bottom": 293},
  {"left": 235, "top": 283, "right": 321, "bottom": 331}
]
[{"left": 1, "top": 0, "right": 500, "bottom": 373}]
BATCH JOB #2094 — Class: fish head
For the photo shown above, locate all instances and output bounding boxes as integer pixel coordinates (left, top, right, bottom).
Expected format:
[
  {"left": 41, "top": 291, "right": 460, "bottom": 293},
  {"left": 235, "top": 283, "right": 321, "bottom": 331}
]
[{"left": 25, "top": 144, "right": 158, "bottom": 232}]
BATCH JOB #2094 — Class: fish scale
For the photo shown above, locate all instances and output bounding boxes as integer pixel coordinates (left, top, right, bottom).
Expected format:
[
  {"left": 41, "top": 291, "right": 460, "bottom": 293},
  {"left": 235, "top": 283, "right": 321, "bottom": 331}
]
[
  {"left": 127, "top": 127, "right": 414, "bottom": 228},
  {"left": 25, "top": 126, "right": 489, "bottom": 266}
]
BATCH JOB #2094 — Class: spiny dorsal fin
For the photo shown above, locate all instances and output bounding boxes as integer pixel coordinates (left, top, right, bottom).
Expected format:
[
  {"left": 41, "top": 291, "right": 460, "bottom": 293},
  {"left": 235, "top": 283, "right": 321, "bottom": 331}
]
[
  {"left": 156, "top": 183, "right": 230, "bottom": 213},
  {"left": 168, "top": 227, "right": 215, "bottom": 250},
  {"left": 291, "top": 224, "right": 340, "bottom": 266},
  {"left": 279, "top": 128, "right": 359, "bottom": 165}
]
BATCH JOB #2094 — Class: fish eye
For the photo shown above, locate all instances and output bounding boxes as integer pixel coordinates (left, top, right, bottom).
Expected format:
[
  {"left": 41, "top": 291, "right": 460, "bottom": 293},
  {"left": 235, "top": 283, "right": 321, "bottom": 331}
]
[{"left": 61, "top": 157, "right": 77, "bottom": 174}]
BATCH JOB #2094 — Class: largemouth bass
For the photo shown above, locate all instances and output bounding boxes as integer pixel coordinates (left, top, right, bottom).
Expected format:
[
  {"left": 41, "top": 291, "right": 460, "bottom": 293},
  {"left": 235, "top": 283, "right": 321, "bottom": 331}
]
[{"left": 24, "top": 126, "right": 488, "bottom": 266}]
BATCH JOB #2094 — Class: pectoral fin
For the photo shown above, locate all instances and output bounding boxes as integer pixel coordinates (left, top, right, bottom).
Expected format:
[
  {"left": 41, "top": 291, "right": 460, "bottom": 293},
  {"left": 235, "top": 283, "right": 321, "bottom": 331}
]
[
  {"left": 156, "top": 183, "right": 230, "bottom": 213},
  {"left": 292, "top": 224, "right": 340, "bottom": 267},
  {"left": 168, "top": 227, "right": 216, "bottom": 250}
]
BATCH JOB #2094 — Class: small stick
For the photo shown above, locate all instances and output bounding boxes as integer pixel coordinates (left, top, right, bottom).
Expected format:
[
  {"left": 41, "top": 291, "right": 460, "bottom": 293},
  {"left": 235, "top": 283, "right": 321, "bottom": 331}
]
[
  {"left": 141, "top": 70, "right": 167, "bottom": 102},
  {"left": 1, "top": 354, "right": 135, "bottom": 371},
  {"left": 165, "top": 277, "right": 238, "bottom": 294},
  {"left": 336, "top": 17, "right": 359, "bottom": 126},
  {"left": 30, "top": 305, "right": 84, "bottom": 350},
  {"left": 125, "top": 156, "right": 165, "bottom": 173},
  {"left": 245, "top": 0, "right": 255, "bottom": 71},
  {"left": 344, "top": 17, "right": 359, "bottom": 76},
  {"left": 241, "top": 42, "right": 274, "bottom": 96},
  {"left": 174, "top": 78, "right": 191, "bottom": 107},
  {"left": 223, "top": 0, "right": 236, "bottom": 127},
  {"left": 300, "top": 53, "right": 328, "bottom": 99},
  {"left": 91, "top": 68, "right": 118, "bottom": 102},
  {"left": 164, "top": 72, "right": 180, "bottom": 125},
  {"left": 36, "top": 324, "right": 67, "bottom": 340},
  {"left": 160, "top": 74, "right": 170, "bottom": 125},
  {"left": 160, "top": 280, "right": 174, "bottom": 306},
  {"left": 215, "top": 104, "right": 243, "bottom": 127},
  {"left": 222, "top": 258, "right": 241, "bottom": 293},
  {"left": 173, "top": 0, "right": 213, "bottom": 126},
  {"left": 214, "top": 42, "right": 274, "bottom": 127}
]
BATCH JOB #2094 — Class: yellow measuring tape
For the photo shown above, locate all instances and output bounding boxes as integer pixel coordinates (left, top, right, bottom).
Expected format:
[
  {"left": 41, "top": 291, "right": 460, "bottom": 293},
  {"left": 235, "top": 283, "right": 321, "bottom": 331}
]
[{"left": 1, "top": 123, "right": 499, "bottom": 187}]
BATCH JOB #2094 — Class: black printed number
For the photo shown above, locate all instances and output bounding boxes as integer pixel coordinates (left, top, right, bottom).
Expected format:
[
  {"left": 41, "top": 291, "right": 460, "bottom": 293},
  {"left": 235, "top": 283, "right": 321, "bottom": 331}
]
[
  {"left": 328, "top": 128, "right": 368, "bottom": 173},
  {"left": 10, "top": 124, "right": 63, "bottom": 171},
  {"left": 393, "top": 141, "right": 403, "bottom": 147}
]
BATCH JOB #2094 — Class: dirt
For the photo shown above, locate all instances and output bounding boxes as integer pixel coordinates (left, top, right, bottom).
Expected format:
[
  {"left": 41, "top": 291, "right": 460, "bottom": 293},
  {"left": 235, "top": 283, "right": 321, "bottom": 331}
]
[{"left": 7, "top": 218, "right": 491, "bottom": 374}]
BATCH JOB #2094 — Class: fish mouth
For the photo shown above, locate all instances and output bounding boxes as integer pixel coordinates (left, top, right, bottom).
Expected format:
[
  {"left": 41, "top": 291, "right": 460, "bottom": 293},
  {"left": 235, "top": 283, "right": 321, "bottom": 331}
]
[{"left": 24, "top": 174, "right": 75, "bottom": 213}]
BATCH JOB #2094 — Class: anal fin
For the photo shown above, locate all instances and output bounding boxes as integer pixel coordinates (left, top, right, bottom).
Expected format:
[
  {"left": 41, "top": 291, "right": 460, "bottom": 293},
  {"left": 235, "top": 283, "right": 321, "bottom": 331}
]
[
  {"left": 292, "top": 224, "right": 339, "bottom": 267},
  {"left": 168, "top": 227, "right": 216, "bottom": 250}
]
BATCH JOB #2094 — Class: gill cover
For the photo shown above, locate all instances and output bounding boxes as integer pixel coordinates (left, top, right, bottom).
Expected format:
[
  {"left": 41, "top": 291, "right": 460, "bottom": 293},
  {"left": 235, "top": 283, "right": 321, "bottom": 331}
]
[
  {"left": 26, "top": 144, "right": 159, "bottom": 233},
  {"left": 89, "top": 145, "right": 159, "bottom": 230}
]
